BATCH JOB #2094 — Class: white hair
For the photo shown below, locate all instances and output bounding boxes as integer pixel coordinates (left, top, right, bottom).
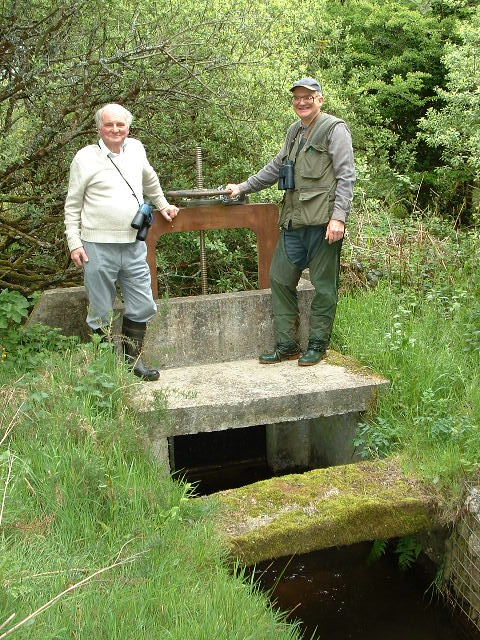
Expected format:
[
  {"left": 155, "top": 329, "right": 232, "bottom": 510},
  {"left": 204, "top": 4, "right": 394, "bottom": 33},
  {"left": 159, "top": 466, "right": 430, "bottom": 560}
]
[{"left": 95, "top": 103, "right": 133, "bottom": 128}]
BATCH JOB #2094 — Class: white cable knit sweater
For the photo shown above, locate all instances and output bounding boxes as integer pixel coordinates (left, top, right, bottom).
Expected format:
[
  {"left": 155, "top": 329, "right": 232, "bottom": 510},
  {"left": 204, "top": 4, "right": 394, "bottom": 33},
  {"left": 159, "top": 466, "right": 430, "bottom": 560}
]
[{"left": 64, "top": 137, "right": 169, "bottom": 252}]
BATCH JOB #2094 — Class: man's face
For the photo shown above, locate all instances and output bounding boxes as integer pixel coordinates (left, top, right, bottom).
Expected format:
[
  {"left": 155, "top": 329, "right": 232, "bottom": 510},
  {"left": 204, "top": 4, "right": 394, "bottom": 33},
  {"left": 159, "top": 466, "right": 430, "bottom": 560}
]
[
  {"left": 99, "top": 107, "right": 130, "bottom": 151},
  {"left": 292, "top": 88, "right": 323, "bottom": 124}
]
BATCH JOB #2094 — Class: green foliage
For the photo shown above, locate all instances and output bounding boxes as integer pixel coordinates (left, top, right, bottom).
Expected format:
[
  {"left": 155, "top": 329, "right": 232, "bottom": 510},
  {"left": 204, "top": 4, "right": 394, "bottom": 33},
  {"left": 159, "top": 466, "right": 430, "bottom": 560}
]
[
  {"left": 269, "top": 0, "right": 457, "bottom": 206},
  {"left": 419, "top": 5, "right": 480, "bottom": 217},
  {"left": 394, "top": 536, "right": 423, "bottom": 571},
  {"left": 0, "top": 289, "right": 29, "bottom": 328},
  {"left": 368, "top": 538, "right": 389, "bottom": 563},
  {"left": 368, "top": 536, "right": 422, "bottom": 571},
  {"left": 2, "top": 0, "right": 479, "bottom": 294},
  {"left": 72, "top": 363, "right": 117, "bottom": 415},
  {"left": 354, "top": 417, "right": 401, "bottom": 459},
  {"left": 336, "top": 208, "right": 480, "bottom": 504},
  {"left": 156, "top": 229, "right": 258, "bottom": 296},
  {"left": 461, "top": 301, "right": 480, "bottom": 355},
  {"left": 0, "top": 289, "right": 78, "bottom": 374},
  {"left": 0, "top": 0, "right": 292, "bottom": 294}
]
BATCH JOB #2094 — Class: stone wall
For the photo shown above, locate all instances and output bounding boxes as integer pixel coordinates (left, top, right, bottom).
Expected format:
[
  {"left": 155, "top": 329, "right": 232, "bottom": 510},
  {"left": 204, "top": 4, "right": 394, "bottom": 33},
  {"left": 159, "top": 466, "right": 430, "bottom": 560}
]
[{"left": 444, "top": 486, "right": 480, "bottom": 631}]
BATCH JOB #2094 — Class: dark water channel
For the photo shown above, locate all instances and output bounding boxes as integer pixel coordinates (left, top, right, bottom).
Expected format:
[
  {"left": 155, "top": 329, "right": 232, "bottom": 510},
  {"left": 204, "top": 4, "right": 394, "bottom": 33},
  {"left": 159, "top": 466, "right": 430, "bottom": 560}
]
[
  {"left": 174, "top": 428, "right": 479, "bottom": 640},
  {"left": 249, "top": 543, "right": 479, "bottom": 640},
  {"left": 173, "top": 425, "right": 271, "bottom": 494}
]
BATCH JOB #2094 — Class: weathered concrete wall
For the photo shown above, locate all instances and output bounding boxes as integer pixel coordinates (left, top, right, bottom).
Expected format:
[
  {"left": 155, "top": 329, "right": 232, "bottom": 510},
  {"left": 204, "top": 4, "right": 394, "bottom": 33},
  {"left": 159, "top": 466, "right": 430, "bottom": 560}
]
[
  {"left": 26, "top": 286, "right": 123, "bottom": 340},
  {"left": 26, "top": 281, "right": 314, "bottom": 368},
  {"left": 266, "top": 420, "right": 312, "bottom": 472},
  {"left": 310, "top": 413, "right": 363, "bottom": 467},
  {"left": 266, "top": 412, "right": 363, "bottom": 473},
  {"left": 146, "top": 281, "right": 314, "bottom": 368}
]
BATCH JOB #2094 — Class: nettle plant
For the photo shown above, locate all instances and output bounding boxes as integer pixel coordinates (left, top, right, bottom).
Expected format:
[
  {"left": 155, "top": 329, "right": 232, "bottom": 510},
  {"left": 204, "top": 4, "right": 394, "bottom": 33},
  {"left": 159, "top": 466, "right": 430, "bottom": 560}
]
[
  {"left": 383, "top": 304, "right": 417, "bottom": 352},
  {"left": 0, "top": 289, "right": 29, "bottom": 329},
  {"left": 0, "top": 289, "right": 78, "bottom": 372}
]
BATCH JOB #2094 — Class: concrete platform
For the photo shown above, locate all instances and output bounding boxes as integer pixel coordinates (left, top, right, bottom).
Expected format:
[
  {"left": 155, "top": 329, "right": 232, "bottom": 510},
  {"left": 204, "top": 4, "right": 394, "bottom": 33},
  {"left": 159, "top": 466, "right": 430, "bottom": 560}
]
[
  {"left": 30, "top": 283, "right": 390, "bottom": 479},
  {"left": 131, "top": 353, "right": 387, "bottom": 438}
]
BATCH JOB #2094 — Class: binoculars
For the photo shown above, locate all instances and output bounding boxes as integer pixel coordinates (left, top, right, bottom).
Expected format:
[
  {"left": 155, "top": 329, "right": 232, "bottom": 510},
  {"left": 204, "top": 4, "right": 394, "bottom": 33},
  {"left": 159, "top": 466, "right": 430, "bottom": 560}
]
[
  {"left": 131, "top": 202, "right": 154, "bottom": 241},
  {"left": 278, "top": 159, "right": 295, "bottom": 190}
]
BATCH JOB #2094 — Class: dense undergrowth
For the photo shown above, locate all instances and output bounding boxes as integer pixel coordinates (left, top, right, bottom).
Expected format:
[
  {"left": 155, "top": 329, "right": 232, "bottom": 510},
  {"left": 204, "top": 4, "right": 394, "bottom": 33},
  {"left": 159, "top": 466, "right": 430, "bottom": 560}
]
[
  {"left": 334, "top": 206, "right": 480, "bottom": 511},
  {"left": 0, "top": 343, "right": 301, "bottom": 638}
]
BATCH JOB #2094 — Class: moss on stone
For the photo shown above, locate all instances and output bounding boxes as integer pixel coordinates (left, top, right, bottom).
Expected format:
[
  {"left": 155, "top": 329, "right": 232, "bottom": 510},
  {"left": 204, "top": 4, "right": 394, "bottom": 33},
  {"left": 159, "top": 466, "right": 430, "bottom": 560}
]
[
  {"left": 207, "top": 458, "right": 437, "bottom": 566},
  {"left": 324, "top": 349, "right": 385, "bottom": 381}
]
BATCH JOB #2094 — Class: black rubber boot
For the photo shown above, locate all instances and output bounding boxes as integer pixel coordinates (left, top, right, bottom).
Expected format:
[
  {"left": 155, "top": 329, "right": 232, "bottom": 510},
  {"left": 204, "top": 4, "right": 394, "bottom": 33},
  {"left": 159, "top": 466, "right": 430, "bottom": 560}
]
[
  {"left": 121, "top": 317, "right": 160, "bottom": 382},
  {"left": 259, "top": 341, "right": 301, "bottom": 364}
]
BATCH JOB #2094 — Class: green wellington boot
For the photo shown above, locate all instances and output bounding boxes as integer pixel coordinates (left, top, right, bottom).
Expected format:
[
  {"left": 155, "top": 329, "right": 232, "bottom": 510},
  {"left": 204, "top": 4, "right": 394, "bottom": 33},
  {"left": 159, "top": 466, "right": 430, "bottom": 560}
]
[
  {"left": 297, "top": 340, "right": 327, "bottom": 366},
  {"left": 259, "top": 342, "right": 301, "bottom": 364}
]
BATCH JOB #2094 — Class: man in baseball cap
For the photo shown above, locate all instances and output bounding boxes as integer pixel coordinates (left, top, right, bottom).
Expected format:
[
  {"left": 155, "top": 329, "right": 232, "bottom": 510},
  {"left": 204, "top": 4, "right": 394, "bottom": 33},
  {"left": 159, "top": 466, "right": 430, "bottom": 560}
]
[
  {"left": 290, "top": 77, "right": 323, "bottom": 94},
  {"left": 226, "top": 77, "right": 355, "bottom": 366}
]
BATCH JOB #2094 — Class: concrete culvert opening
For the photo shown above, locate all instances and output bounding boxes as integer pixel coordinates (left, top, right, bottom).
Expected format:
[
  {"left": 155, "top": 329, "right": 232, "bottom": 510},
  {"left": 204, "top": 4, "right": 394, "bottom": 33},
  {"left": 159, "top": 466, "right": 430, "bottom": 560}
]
[
  {"left": 170, "top": 412, "right": 363, "bottom": 495},
  {"left": 171, "top": 425, "right": 269, "bottom": 495}
]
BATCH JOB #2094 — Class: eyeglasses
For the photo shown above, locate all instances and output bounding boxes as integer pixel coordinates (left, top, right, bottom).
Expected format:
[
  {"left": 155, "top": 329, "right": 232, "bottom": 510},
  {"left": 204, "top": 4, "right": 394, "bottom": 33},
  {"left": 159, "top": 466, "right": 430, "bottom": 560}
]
[{"left": 292, "top": 95, "right": 316, "bottom": 104}]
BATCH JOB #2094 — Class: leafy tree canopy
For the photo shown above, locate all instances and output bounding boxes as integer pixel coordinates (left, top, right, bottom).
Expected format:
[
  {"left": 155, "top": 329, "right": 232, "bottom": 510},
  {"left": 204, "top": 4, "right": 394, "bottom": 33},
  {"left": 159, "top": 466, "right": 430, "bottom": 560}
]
[
  {"left": 0, "top": 0, "right": 478, "bottom": 294},
  {"left": 419, "top": 5, "right": 480, "bottom": 212}
]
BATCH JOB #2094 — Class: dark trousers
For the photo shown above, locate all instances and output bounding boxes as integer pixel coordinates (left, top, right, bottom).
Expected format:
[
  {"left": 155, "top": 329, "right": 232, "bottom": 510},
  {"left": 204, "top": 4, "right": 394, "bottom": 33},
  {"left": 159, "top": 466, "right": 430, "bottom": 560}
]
[{"left": 269, "top": 225, "right": 342, "bottom": 346}]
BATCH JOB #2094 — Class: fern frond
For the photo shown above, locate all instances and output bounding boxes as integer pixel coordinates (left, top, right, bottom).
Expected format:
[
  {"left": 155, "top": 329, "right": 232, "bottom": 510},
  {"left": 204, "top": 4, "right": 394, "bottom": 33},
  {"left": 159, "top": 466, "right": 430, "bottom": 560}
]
[
  {"left": 395, "top": 536, "right": 422, "bottom": 571},
  {"left": 368, "top": 539, "right": 389, "bottom": 564}
]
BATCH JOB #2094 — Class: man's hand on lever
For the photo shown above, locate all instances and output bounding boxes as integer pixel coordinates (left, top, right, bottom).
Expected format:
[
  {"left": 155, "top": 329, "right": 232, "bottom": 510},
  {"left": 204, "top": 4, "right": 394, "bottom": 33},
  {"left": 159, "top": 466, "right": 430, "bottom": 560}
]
[
  {"left": 225, "top": 183, "right": 241, "bottom": 199},
  {"left": 160, "top": 205, "right": 179, "bottom": 222}
]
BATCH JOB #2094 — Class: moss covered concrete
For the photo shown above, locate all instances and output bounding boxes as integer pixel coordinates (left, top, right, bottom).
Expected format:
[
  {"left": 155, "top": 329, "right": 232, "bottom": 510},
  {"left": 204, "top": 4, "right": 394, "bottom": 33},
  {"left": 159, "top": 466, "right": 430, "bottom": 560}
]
[{"left": 208, "top": 458, "right": 437, "bottom": 566}]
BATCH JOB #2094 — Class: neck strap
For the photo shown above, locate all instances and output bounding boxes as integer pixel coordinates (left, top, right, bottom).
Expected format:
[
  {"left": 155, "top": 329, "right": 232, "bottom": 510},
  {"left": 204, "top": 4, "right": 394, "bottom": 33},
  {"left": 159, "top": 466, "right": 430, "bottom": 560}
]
[{"left": 100, "top": 143, "right": 140, "bottom": 206}]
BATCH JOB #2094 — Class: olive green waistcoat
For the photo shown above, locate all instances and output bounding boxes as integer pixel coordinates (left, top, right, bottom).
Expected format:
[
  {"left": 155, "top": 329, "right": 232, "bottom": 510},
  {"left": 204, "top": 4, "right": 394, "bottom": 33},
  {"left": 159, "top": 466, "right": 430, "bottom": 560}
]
[{"left": 279, "top": 112, "right": 344, "bottom": 229}]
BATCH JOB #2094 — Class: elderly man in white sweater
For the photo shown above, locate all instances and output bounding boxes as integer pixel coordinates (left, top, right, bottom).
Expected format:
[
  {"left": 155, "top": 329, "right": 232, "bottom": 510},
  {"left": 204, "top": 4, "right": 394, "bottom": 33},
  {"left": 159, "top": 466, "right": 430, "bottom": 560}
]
[{"left": 65, "top": 103, "right": 178, "bottom": 381}]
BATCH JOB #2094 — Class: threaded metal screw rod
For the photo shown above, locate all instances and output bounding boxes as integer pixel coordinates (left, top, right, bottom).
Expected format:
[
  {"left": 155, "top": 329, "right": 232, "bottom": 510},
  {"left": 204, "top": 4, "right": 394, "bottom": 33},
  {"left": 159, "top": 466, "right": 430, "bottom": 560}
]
[
  {"left": 195, "top": 146, "right": 204, "bottom": 189},
  {"left": 195, "top": 146, "right": 208, "bottom": 295}
]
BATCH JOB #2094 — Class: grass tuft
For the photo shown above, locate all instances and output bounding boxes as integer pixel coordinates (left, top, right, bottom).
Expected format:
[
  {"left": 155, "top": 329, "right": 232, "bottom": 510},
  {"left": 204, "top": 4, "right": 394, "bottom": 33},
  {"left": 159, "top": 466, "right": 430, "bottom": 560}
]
[{"left": 335, "top": 208, "right": 480, "bottom": 514}]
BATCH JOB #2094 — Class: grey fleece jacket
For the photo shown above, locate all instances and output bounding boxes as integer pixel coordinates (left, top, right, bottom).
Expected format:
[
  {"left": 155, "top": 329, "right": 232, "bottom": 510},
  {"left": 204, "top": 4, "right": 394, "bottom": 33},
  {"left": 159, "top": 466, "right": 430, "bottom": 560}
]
[{"left": 237, "top": 121, "right": 355, "bottom": 223}]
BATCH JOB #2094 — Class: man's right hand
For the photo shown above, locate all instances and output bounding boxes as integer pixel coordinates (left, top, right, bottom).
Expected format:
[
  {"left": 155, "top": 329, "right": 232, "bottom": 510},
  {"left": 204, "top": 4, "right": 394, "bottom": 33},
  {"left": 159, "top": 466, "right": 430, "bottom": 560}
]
[
  {"left": 225, "top": 183, "right": 241, "bottom": 199},
  {"left": 70, "top": 247, "right": 89, "bottom": 268}
]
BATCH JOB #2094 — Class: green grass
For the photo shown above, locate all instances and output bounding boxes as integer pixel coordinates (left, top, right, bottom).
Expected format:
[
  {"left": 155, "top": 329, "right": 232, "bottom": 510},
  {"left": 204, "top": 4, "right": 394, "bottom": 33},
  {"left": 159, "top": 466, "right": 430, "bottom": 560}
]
[
  {"left": 333, "top": 219, "right": 480, "bottom": 511},
  {"left": 0, "top": 343, "right": 301, "bottom": 639}
]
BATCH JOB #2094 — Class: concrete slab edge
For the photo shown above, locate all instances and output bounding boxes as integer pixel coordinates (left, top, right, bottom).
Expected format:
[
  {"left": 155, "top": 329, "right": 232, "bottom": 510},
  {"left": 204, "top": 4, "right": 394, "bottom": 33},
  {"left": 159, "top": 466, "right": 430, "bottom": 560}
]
[{"left": 207, "top": 458, "right": 437, "bottom": 566}]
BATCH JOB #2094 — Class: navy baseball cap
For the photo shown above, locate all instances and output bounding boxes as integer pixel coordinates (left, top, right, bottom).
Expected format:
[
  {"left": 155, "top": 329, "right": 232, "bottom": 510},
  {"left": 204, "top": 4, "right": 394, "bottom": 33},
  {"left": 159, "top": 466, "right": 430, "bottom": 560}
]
[{"left": 290, "top": 77, "right": 323, "bottom": 95}]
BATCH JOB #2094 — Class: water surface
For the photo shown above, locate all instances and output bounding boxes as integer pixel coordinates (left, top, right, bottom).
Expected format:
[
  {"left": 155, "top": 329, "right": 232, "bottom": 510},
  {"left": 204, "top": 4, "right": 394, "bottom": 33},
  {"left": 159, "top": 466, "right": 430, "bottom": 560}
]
[{"left": 251, "top": 543, "right": 478, "bottom": 640}]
